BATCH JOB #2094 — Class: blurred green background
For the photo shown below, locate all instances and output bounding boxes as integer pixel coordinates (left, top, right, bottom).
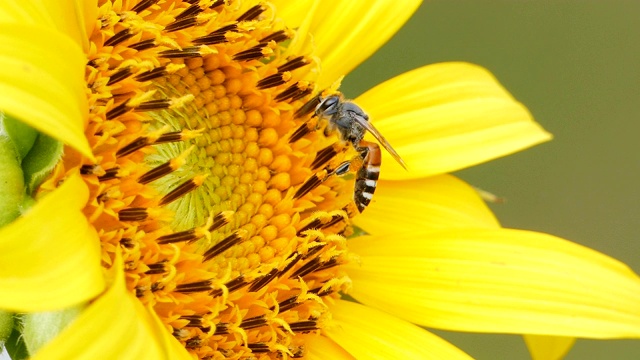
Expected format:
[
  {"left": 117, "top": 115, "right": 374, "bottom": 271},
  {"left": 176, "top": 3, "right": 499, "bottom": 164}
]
[{"left": 341, "top": 1, "right": 640, "bottom": 359}]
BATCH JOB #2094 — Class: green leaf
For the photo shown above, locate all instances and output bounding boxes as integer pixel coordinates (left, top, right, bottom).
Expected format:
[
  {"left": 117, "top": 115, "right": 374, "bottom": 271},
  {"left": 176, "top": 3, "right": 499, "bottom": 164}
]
[
  {"left": 0, "top": 310, "right": 13, "bottom": 346},
  {"left": 22, "top": 306, "right": 84, "bottom": 356},
  {"left": 0, "top": 132, "right": 24, "bottom": 227},
  {"left": 4, "top": 326, "right": 28, "bottom": 360},
  {"left": 22, "top": 132, "right": 63, "bottom": 195},
  {"left": 1, "top": 113, "right": 38, "bottom": 162}
]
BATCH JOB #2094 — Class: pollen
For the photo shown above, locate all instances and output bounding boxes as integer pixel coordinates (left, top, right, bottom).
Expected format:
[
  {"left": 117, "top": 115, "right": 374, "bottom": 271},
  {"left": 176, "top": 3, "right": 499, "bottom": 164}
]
[{"left": 38, "top": 0, "right": 361, "bottom": 358}]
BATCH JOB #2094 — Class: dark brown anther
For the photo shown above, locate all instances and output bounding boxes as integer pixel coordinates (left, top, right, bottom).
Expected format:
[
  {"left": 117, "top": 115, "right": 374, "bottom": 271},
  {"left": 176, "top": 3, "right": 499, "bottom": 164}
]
[
  {"left": 296, "top": 219, "right": 322, "bottom": 236},
  {"left": 175, "top": 3, "right": 203, "bottom": 20},
  {"left": 185, "top": 336, "right": 202, "bottom": 349},
  {"left": 322, "top": 213, "right": 347, "bottom": 229},
  {"left": 236, "top": 4, "right": 265, "bottom": 21},
  {"left": 301, "top": 243, "right": 325, "bottom": 260},
  {"left": 277, "top": 252, "right": 301, "bottom": 278},
  {"left": 294, "top": 93, "right": 322, "bottom": 118},
  {"left": 289, "top": 122, "right": 312, "bottom": 143},
  {"left": 171, "top": 327, "right": 184, "bottom": 338},
  {"left": 294, "top": 173, "right": 324, "bottom": 199},
  {"left": 289, "top": 257, "right": 321, "bottom": 279},
  {"left": 134, "top": 99, "right": 171, "bottom": 111},
  {"left": 209, "top": 0, "right": 224, "bottom": 9},
  {"left": 138, "top": 161, "right": 173, "bottom": 184},
  {"left": 210, "top": 276, "right": 247, "bottom": 297},
  {"left": 275, "top": 83, "right": 313, "bottom": 102},
  {"left": 118, "top": 207, "right": 149, "bottom": 221},
  {"left": 192, "top": 33, "right": 228, "bottom": 45},
  {"left": 135, "top": 66, "right": 167, "bottom": 82},
  {"left": 135, "top": 286, "right": 145, "bottom": 297},
  {"left": 159, "top": 46, "right": 202, "bottom": 58},
  {"left": 80, "top": 164, "right": 99, "bottom": 175},
  {"left": 155, "top": 131, "right": 183, "bottom": 143},
  {"left": 156, "top": 229, "right": 198, "bottom": 244},
  {"left": 116, "top": 136, "right": 150, "bottom": 157},
  {"left": 107, "top": 66, "right": 133, "bottom": 86},
  {"left": 291, "top": 346, "right": 305, "bottom": 358},
  {"left": 257, "top": 72, "right": 288, "bottom": 89},
  {"left": 274, "top": 82, "right": 303, "bottom": 102},
  {"left": 165, "top": 16, "right": 198, "bottom": 32},
  {"left": 278, "top": 56, "right": 309, "bottom": 72},
  {"left": 180, "top": 315, "right": 210, "bottom": 332},
  {"left": 159, "top": 177, "right": 201, "bottom": 206},
  {"left": 104, "top": 29, "right": 134, "bottom": 47},
  {"left": 97, "top": 167, "right": 119, "bottom": 182},
  {"left": 317, "top": 257, "right": 340, "bottom": 272},
  {"left": 311, "top": 144, "right": 339, "bottom": 170},
  {"left": 239, "top": 315, "right": 268, "bottom": 330},
  {"left": 145, "top": 260, "right": 167, "bottom": 275},
  {"left": 119, "top": 237, "right": 134, "bottom": 249},
  {"left": 131, "top": 0, "right": 158, "bottom": 13},
  {"left": 175, "top": 279, "right": 214, "bottom": 293},
  {"left": 209, "top": 211, "right": 231, "bottom": 232},
  {"left": 233, "top": 42, "right": 270, "bottom": 61},
  {"left": 212, "top": 24, "right": 238, "bottom": 34},
  {"left": 129, "top": 39, "right": 156, "bottom": 51},
  {"left": 86, "top": 58, "right": 99, "bottom": 68},
  {"left": 194, "top": 23, "right": 238, "bottom": 44},
  {"left": 180, "top": 315, "right": 203, "bottom": 327},
  {"left": 309, "top": 286, "right": 333, "bottom": 297},
  {"left": 213, "top": 322, "right": 229, "bottom": 335},
  {"left": 271, "top": 294, "right": 300, "bottom": 312},
  {"left": 260, "top": 30, "right": 290, "bottom": 43},
  {"left": 288, "top": 320, "right": 318, "bottom": 333},
  {"left": 202, "top": 231, "right": 244, "bottom": 261},
  {"left": 106, "top": 101, "right": 130, "bottom": 120},
  {"left": 247, "top": 343, "right": 270, "bottom": 353},
  {"left": 248, "top": 268, "right": 278, "bottom": 292},
  {"left": 291, "top": 87, "right": 312, "bottom": 101}
]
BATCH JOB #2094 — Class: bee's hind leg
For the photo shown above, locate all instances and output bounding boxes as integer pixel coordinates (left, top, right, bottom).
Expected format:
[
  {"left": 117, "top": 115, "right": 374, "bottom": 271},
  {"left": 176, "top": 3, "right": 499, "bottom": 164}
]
[{"left": 332, "top": 161, "right": 352, "bottom": 176}]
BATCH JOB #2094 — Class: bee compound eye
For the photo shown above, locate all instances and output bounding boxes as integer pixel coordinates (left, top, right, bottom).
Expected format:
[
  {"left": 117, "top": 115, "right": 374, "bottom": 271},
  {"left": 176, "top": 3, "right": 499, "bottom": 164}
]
[{"left": 316, "top": 95, "right": 340, "bottom": 115}]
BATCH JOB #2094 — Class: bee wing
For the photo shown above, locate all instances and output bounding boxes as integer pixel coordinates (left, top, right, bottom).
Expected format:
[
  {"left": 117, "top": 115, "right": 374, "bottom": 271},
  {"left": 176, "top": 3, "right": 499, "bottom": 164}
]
[{"left": 351, "top": 113, "right": 408, "bottom": 169}]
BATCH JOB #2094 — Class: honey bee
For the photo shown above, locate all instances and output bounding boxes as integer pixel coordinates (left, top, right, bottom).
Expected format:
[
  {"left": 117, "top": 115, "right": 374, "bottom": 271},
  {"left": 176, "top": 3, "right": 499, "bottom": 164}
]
[{"left": 315, "top": 93, "right": 407, "bottom": 212}]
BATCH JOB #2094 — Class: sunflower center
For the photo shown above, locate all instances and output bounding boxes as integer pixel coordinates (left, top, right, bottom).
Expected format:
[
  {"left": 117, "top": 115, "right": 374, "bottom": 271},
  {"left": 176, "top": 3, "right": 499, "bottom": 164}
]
[
  {"left": 145, "top": 55, "right": 292, "bottom": 234},
  {"left": 39, "top": 1, "right": 361, "bottom": 358}
]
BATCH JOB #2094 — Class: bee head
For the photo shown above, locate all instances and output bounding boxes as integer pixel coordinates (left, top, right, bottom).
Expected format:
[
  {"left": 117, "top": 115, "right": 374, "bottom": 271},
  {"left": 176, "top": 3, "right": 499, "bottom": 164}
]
[{"left": 315, "top": 94, "right": 341, "bottom": 117}]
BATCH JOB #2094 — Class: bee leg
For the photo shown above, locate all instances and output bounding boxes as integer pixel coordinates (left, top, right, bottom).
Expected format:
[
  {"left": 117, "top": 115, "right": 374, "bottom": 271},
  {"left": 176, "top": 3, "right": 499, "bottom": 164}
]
[
  {"left": 333, "top": 161, "right": 351, "bottom": 176},
  {"left": 294, "top": 158, "right": 351, "bottom": 200}
]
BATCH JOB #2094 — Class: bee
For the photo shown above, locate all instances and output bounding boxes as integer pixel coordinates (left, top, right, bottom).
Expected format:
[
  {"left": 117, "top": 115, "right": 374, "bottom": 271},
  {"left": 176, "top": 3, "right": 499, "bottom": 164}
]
[{"left": 315, "top": 93, "right": 407, "bottom": 212}]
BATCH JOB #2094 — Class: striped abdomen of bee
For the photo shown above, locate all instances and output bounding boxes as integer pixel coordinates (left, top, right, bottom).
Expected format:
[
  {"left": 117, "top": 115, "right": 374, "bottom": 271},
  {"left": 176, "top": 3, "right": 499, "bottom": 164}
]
[{"left": 353, "top": 140, "right": 381, "bottom": 213}]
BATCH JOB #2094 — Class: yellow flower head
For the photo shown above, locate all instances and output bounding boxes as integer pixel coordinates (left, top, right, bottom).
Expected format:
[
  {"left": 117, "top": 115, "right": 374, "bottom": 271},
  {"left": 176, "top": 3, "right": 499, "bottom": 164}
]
[
  {"left": 46, "top": 1, "right": 363, "bottom": 357},
  {"left": 2, "top": 1, "right": 640, "bottom": 359}
]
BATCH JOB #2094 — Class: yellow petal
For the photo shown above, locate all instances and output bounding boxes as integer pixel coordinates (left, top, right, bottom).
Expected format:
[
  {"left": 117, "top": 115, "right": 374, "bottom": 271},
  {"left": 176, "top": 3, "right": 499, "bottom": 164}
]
[
  {"left": 75, "top": 0, "right": 98, "bottom": 51},
  {"left": 358, "top": 62, "right": 513, "bottom": 119},
  {"left": 355, "top": 62, "right": 551, "bottom": 179},
  {"left": 354, "top": 175, "right": 500, "bottom": 235},
  {"left": 0, "top": 0, "right": 95, "bottom": 50},
  {"left": 524, "top": 335, "right": 576, "bottom": 360},
  {"left": 0, "top": 24, "right": 92, "bottom": 158},
  {"left": 324, "top": 300, "right": 473, "bottom": 360},
  {"left": 41, "top": 0, "right": 96, "bottom": 51},
  {"left": 0, "top": 173, "right": 104, "bottom": 311},
  {"left": 346, "top": 229, "right": 640, "bottom": 338},
  {"left": 271, "top": 0, "right": 315, "bottom": 29},
  {"left": 31, "top": 253, "right": 191, "bottom": 360},
  {"left": 305, "top": 0, "right": 422, "bottom": 89},
  {"left": 305, "top": 335, "right": 356, "bottom": 360}
]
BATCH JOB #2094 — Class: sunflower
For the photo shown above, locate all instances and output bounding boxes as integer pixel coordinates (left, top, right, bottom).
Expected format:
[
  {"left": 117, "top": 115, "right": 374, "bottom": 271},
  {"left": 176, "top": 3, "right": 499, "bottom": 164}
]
[{"left": 1, "top": 1, "right": 640, "bottom": 359}]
